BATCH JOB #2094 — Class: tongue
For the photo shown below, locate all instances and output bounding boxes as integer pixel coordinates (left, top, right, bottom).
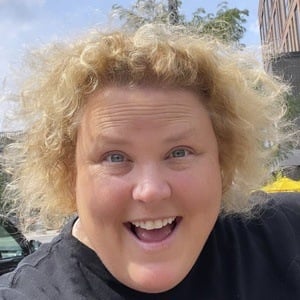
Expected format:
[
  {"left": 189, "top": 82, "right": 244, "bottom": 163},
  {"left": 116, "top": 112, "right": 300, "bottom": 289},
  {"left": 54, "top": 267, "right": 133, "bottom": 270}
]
[{"left": 135, "top": 224, "right": 173, "bottom": 243}]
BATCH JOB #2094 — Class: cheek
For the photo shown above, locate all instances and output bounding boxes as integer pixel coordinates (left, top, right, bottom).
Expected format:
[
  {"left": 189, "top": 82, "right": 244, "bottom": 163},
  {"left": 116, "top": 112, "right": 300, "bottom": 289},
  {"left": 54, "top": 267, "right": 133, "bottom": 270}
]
[
  {"left": 173, "top": 162, "right": 222, "bottom": 206},
  {"left": 172, "top": 170, "right": 222, "bottom": 231},
  {"left": 76, "top": 166, "right": 130, "bottom": 219}
]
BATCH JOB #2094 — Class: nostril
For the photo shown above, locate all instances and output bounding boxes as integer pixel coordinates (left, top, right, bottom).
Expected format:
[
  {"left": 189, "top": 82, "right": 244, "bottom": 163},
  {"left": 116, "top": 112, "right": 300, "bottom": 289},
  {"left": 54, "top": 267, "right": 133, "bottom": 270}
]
[{"left": 132, "top": 180, "right": 171, "bottom": 203}]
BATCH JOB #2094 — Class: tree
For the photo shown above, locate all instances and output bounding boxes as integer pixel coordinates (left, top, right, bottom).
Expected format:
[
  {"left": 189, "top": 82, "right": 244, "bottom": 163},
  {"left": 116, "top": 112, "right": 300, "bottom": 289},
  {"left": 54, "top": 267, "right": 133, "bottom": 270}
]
[
  {"left": 111, "top": 0, "right": 249, "bottom": 44},
  {"left": 112, "top": 0, "right": 171, "bottom": 30},
  {"left": 286, "top": 95, "right": 300, "bottom": 124},
  {"left": 188, "top": 2, "right": 249, "bottom": 43}
]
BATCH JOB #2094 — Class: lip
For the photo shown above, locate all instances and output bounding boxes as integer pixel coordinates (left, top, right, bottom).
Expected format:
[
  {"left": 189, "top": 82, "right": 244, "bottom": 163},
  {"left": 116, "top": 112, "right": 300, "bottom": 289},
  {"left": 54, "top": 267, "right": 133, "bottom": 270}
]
[{"left": 124, "top": 216, "right": 182, "bottom": 251}]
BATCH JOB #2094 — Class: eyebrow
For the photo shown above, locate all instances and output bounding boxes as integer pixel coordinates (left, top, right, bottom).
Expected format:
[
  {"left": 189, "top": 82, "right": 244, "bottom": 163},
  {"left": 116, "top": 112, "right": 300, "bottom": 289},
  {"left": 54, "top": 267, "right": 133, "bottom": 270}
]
[
  {"left": 94, "top": 134, "right": 130, "bottom": 146},
  {"left": 93, "top": 127, "right": 195, "bottom": 146},
  {"left": 163, "top": 128, "right": 196, "bottom": 144}
]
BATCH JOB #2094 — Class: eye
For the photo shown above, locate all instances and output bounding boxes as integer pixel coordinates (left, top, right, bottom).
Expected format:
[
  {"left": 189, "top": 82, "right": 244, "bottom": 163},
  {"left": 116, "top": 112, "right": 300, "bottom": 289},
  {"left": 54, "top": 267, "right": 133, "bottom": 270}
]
[
  {"left": 99, "top": 151, "right": 133, "bottom": 175},
  {"left": 104, "top": 152, "right": 126, "bottom": 163},
  {"left": 169, "top": 148, "right": 191, "bottom": 158}
]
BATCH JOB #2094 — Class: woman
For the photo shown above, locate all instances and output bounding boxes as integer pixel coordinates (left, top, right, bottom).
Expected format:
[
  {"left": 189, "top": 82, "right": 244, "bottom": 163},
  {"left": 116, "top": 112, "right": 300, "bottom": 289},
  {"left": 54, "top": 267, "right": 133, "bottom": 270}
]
[{"left": 0, "top": 24, "right": 299, "bottom": 299}]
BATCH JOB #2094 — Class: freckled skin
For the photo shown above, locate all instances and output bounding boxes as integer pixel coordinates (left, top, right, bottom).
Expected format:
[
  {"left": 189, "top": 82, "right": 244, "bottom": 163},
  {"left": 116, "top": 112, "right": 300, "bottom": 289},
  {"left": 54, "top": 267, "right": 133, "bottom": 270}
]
[{"left": 73, "top": 86, "right": 222, "bottom": 293}]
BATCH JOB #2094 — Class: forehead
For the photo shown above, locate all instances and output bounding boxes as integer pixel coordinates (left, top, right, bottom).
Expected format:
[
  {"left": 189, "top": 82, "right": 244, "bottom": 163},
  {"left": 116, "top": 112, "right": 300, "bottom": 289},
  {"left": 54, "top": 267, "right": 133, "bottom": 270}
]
[
  {"left": 76, "top": 86, "right": 216, "bottom": 147},
  {"left": 82, "top": 86, "right": 208, "bottom": 124},
  {"left": 77, "top": 86, "right": 216, "bottom": 147}
]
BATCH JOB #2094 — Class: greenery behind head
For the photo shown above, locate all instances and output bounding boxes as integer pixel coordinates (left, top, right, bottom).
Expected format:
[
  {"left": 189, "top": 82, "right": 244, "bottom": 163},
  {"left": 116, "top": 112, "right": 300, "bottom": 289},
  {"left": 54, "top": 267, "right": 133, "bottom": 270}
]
[{"left": 1, "top": 18, "right": 293, "bottom": 229}]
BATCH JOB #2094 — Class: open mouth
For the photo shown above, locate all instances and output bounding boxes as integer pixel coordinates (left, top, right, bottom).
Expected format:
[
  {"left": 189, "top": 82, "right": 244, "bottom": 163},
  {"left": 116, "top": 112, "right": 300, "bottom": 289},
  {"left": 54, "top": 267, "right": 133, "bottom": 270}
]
[{"left": 125, "top": 216, "right": 181, "bottom": 243}]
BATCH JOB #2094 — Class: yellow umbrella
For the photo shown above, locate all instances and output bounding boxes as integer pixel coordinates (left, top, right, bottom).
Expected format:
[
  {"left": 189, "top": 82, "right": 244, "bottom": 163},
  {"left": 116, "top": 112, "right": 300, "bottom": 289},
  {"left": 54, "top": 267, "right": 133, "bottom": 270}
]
[{"left": 262, "top": 176, "right": 300, "bottom": 193}]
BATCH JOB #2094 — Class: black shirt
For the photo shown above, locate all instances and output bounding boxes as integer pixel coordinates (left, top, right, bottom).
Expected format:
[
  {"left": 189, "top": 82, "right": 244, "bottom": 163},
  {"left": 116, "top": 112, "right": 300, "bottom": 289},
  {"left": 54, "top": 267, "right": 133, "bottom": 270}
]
[{"left": 0, "top": 193, "right": 299, "bottom": 299}]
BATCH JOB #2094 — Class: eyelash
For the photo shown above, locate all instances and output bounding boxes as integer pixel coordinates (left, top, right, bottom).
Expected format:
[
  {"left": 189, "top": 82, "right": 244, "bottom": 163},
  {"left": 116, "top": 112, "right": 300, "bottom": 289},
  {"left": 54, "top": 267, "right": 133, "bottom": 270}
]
[
  {"left": 167, "top": 147, "right": 192, "bottom": 159},
  {"left": 103, "top": 152, "right": 128, "bottom": 163}
]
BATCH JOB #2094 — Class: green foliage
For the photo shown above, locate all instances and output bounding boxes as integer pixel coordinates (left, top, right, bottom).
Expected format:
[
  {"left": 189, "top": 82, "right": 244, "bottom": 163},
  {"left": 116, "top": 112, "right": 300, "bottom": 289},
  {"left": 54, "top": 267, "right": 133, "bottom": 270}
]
[
  {"left": 188, "top": 2, "right": 248, "bottom": 43},
  {"left": 272, "top": 94, "right": 300, "bottom": 168},
  {"left": 111, "top": 0, "right": 249, "bottom": 43},
  {"left": 286, "top": 94, "right": 300, "bottom": 123},
  {"left": 112, "top": 0, "right": 171, "bottom": 30}
]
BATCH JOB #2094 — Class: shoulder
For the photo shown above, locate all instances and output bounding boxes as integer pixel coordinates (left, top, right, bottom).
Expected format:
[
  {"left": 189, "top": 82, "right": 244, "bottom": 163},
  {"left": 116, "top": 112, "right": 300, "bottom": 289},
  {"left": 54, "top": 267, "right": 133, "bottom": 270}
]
[
  {"left": 0, "top": 217, "right": 96, "bottom": 298},
  {"left": 254, "top": 192, "right": 300, "bottom": 236},
  {"left": 0, "top": 219, "right": 77, "bottom": 297},
  {"left": 202, "top": 193, "right": 300, "bottom": 295},
  {"left": 220, "top": 192, "right": 300, "bottom": 232},
  {"left": 0, "top": 236, "right": 64, "bottom": 298},
  {"left": 216, "top": 192, "right": 300, "bottom": 274},
  {"left": 266, "top": 193, "right": 300, "bottom": 286},
  {"left": 267, "top": 192, "right": 300, "bottom": 218},
  {"left": 2, "top": 216, "right": 77, "bottom": 285}
]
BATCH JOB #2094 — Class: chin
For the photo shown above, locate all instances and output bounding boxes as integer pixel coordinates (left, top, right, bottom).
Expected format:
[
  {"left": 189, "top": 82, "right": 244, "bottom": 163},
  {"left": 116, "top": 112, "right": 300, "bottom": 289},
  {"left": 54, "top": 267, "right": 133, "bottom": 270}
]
[
  {"left": 133, "top": 278, "right": 181, "bottom": 294},
  {"left": 125, "top": 262, "right": 189, "bottom": 294}
]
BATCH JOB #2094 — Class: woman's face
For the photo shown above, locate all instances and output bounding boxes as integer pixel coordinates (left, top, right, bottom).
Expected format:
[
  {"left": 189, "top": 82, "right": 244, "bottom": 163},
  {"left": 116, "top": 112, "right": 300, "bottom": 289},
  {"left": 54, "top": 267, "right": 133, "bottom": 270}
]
[{"left": 74, "top": 86, "right": 222, "bottom": 293}]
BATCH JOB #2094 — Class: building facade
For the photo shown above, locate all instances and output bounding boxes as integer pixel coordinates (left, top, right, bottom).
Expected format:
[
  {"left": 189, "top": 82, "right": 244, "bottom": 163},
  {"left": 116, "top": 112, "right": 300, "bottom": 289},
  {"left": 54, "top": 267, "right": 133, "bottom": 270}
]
[
  {"left": 259, "top": 0, "right": 300, "bottom": 55},
  {"left": 258, "top": 0, "right": 300, "bottom": 96}
]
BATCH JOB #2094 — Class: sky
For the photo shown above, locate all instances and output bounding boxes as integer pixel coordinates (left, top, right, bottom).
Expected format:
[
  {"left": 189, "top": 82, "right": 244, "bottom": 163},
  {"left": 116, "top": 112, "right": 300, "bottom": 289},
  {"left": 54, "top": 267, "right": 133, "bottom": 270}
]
[{"left": 0, "top": 0, "right": 261, "bottom": 131}]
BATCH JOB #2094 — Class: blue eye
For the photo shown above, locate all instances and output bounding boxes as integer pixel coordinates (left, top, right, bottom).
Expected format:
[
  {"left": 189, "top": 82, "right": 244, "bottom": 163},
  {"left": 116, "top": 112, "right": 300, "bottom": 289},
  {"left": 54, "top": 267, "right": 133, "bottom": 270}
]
[
  {"left": 170, "top": 148, "right": 189, "bottom": 158},
  {"left": 106, "top": 153, "right": 125, "bottom": 163}
]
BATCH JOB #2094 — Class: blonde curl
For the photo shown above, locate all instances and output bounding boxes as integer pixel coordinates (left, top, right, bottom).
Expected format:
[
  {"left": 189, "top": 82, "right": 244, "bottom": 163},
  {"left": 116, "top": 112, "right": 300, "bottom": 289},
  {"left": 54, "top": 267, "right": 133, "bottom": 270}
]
[{"left": 2, "top": 24, "right": 291, "bottom": 227}]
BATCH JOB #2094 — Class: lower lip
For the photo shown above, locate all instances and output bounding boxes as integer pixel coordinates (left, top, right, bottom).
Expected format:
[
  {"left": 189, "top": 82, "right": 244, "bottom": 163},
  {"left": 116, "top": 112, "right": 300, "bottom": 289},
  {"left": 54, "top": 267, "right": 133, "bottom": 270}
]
[{"left": 125, "top": 218, "right": 182, "bottom": 252}]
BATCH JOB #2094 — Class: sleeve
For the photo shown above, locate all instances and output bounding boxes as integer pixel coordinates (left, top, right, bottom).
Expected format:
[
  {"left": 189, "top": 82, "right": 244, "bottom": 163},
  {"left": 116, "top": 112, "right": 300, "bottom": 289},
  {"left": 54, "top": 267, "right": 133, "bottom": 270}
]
[{"left": 0, "top": 287, "right": 31, "bottom": 300}]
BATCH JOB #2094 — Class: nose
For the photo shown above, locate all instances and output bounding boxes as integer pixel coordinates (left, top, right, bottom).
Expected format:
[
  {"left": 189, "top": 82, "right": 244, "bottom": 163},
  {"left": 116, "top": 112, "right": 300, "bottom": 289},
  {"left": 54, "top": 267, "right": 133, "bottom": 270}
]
[{"left": 132, "top": 165, "right": 171, "bottom": 203}]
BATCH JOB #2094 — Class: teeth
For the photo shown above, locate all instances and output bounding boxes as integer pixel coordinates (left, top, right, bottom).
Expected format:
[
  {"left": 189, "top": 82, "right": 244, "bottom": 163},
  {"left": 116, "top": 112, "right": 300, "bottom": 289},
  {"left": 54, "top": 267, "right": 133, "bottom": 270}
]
[{"left": 131, "top": 217, "right": 176, "bottom": 230}]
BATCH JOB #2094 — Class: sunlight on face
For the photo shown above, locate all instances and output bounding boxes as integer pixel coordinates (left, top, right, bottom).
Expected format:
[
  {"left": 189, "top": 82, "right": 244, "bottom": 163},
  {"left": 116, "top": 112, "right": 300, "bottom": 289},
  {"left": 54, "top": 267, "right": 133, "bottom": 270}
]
[{"left": 73, "top": 86, "right": 222, "bottom": 293}]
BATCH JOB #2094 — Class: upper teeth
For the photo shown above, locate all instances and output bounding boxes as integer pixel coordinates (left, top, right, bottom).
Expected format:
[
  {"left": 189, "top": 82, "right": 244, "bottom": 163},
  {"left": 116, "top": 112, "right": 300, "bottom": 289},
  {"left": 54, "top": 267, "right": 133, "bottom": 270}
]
[{"left": 131, "top": 217, "right": 176, "bottom": 230}]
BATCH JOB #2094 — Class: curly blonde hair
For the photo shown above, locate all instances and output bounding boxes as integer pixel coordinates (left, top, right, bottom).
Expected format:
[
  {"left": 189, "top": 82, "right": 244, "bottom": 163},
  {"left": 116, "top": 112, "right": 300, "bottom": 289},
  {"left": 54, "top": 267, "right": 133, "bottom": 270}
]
[{"left": 2, "top": 24, "right": 290, "bottom": 227}]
